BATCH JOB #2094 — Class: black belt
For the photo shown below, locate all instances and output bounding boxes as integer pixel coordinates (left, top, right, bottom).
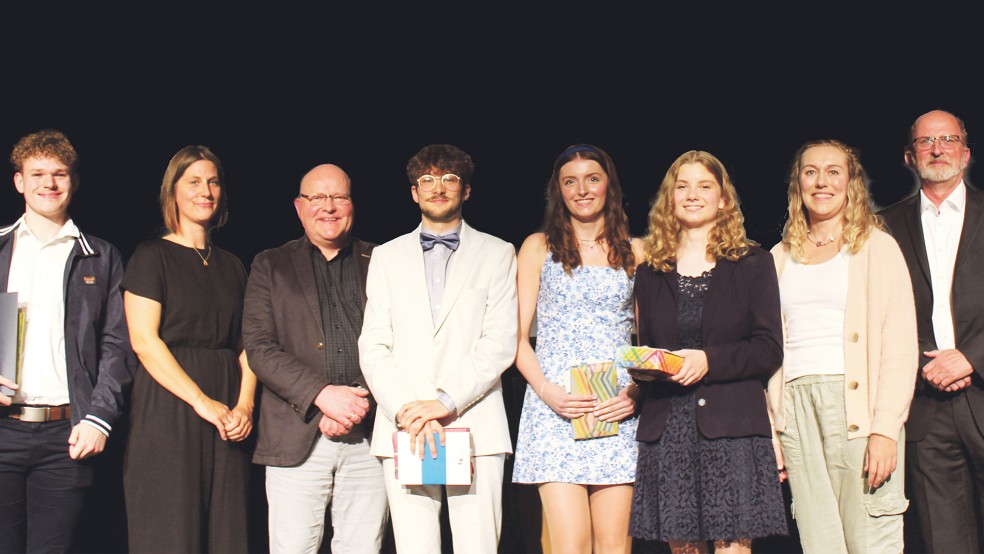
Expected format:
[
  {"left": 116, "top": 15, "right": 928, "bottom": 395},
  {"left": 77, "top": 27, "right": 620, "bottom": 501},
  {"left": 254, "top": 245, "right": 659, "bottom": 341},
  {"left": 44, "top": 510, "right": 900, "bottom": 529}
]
[{"left": 0, "top": 404, "right": 71, "bottom": 422}]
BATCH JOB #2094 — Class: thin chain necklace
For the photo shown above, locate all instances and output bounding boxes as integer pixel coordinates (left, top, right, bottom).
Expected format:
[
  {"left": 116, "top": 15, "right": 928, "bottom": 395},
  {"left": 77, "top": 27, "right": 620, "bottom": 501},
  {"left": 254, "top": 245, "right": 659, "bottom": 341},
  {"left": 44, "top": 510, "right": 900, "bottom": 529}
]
[
  {"left": 194, "top": 245, "right": 212, "bottom": 267},
  {"left": 578, "top": 237, "right": 600, "bottom": 250},
  {"left": 807, "top": 228, "right": 840, "bottom": 247}
]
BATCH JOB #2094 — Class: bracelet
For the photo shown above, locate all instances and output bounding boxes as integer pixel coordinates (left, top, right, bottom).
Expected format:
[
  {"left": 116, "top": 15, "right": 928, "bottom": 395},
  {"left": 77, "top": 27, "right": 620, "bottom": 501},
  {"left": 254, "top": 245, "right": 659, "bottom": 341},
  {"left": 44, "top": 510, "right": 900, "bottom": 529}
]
[{"left": 539, "top": 380, "right": 548, "bottom": 398}]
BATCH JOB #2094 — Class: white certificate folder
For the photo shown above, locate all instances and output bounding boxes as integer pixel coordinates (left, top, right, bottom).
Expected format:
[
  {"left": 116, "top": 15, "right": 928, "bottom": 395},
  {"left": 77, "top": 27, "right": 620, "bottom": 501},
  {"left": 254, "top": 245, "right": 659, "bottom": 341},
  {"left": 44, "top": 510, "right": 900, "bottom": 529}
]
[
  {"left": 393, "top": 428, "right": 472, "bottom": 485},
  {"left": 0, "top": 292, "right": 24, "bottom": 396}
]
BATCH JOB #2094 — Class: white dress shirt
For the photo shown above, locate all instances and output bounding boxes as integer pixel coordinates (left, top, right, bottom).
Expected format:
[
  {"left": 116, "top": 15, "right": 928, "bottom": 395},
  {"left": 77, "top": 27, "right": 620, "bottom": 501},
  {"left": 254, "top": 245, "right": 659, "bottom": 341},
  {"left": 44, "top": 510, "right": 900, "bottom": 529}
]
[
  {"left": 920, "top": 182, "right": 966, "bottom": 351},
  {"left": 6, "top": 216, "right": 77, "bottom": 405},
  {"left": 421, "top": 223, "right": 461, "bottom": 326},
  {"left": 421, "top": 223, "right": 462, "bottom": 413}
]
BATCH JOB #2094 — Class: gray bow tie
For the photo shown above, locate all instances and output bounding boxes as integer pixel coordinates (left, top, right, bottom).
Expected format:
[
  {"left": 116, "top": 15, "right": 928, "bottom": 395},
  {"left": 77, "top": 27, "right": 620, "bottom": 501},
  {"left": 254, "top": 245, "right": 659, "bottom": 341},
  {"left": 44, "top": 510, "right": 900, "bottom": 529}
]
[{"left": 420, "top": 231, "right": 460, "bottom": 251}]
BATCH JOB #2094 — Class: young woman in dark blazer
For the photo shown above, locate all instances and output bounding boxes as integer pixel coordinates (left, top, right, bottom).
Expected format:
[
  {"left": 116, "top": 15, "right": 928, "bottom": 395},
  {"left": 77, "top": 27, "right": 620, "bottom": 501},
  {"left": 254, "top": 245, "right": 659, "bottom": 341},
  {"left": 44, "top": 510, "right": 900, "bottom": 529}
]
[{"left": 629, "top": 150, "right": 787, "bottom": 554}]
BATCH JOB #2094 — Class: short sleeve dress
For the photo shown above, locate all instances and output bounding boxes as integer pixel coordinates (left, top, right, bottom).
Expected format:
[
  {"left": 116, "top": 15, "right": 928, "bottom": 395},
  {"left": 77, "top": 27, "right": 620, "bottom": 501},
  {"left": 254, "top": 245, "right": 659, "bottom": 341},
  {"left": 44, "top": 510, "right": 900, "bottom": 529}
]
[
  {"left": 122, "top": 238, "right": 250, "bottom": 553},
  {"left": 511, "top": 254, "right": 638, "bottom": 484}
]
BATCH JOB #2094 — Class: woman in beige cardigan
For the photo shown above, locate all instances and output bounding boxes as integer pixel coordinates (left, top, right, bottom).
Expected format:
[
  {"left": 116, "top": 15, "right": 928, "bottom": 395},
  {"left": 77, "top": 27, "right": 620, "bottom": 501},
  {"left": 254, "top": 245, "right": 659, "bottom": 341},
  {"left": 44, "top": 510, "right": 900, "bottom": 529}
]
[{"left": 768, "top": 139, "right": 918, "bottom": 554}]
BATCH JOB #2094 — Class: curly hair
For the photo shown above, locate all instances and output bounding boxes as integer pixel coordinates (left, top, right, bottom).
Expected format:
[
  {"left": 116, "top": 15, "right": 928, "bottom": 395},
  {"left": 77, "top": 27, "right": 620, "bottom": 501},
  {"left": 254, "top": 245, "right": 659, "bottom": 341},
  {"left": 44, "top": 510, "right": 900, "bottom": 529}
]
[
  {"left": 406, "top": 144, "right": 475, "bottom": 185},
  {"left": 542, "top": 144, "right": 636, "bottom": 276},
  {"left": 10, "top": 129, "right": 79, "bottom": 174},
  {"left": 781, "top": 139, "right": 883, "bottom": 263},
  {"left": 643, "top": 150, "right": 756, "bottom": 272},
  {"left": 160, "top": 145, "right": 229, "bottom": 234}
]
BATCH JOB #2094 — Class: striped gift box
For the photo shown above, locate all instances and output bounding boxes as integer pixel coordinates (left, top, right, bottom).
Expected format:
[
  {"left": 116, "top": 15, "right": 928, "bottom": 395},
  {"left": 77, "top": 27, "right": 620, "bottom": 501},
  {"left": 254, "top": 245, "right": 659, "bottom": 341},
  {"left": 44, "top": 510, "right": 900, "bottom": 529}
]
[
  {"left": 569, "top": 362, "right": 618, "bottom": 440},
  {"left": 615, "top": 345, "right": 684, "bottom": 378}
]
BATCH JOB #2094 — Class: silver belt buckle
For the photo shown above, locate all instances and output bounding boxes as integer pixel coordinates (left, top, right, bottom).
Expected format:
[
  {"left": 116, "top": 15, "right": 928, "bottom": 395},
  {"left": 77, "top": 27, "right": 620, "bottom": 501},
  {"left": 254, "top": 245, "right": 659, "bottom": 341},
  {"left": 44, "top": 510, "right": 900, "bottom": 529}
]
[{"left": 20, "top": 406, "right": 48, "bottom": 423}]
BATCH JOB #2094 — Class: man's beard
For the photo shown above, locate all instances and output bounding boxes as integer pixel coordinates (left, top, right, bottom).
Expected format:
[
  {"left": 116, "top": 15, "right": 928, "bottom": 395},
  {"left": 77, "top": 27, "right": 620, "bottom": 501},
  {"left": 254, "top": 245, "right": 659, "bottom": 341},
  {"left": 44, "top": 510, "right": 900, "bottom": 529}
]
[{"left": 918, "top": 158, "right": 965, "bottom": 183}]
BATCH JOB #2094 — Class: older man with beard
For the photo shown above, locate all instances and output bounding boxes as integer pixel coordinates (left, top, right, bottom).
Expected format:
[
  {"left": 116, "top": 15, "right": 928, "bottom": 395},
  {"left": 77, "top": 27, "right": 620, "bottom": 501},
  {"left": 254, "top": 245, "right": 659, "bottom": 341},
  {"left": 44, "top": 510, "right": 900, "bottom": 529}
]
[{"left": 881, "top": 109, "right": 984, "bottom": 553}]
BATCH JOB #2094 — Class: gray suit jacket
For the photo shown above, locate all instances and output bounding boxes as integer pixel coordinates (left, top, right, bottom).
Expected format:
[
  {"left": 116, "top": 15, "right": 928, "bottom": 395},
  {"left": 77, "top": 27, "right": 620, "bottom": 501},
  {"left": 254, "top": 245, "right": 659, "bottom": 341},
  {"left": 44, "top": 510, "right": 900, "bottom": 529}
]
[
  {"left": 880, "top": 186, "right": 984, "bottom": 441},
  {"left": 243, "top": 236, "right": 375, "bottom": 466}
]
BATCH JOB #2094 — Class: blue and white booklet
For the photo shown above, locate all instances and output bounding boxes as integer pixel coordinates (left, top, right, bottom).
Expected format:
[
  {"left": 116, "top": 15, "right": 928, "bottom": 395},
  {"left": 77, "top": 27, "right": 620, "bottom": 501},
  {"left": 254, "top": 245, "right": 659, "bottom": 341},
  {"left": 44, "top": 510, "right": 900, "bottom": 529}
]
[{"left": 393, "top": 428, "right": 472, "bottom": 485}]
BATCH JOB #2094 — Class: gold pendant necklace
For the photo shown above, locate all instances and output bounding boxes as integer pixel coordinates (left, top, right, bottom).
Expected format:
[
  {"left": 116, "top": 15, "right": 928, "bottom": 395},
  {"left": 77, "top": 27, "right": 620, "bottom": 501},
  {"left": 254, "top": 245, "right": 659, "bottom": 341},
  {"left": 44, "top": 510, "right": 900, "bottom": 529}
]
[{"left": 195, "top": 245, "right": 212, "bottom": 267}]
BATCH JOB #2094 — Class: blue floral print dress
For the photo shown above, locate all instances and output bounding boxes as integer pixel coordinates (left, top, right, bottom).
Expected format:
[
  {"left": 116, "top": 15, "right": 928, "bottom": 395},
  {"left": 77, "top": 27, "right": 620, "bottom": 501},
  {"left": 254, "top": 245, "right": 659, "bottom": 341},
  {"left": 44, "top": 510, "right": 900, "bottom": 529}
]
[{"left": 512, "top": 254, "right": 638, "bottom": 484}]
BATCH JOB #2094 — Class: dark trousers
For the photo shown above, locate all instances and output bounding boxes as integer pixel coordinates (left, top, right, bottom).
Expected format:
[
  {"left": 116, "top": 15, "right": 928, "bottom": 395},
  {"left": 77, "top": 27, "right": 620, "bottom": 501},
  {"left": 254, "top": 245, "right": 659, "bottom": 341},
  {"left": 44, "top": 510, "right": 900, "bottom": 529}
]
[
  {"left": 908, "top": 393, "right": 984, "bottom": 553},
  {"left": 0, "top": 419, "right": 93, "bottom": 554}
]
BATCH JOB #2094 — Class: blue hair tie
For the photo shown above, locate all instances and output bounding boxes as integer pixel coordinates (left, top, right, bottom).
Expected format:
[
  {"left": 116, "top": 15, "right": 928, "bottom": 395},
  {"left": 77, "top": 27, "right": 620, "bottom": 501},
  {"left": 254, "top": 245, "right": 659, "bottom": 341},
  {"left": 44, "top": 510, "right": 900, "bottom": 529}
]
[{"left": 560, "top": 144, "right": 600, "bottom": 157}]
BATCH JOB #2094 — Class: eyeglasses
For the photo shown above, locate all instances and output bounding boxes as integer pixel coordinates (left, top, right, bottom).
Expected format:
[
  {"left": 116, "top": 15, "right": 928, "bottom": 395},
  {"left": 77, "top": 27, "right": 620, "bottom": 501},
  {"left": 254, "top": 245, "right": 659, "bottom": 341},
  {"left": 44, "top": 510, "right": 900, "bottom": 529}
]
[
  {"left": 912, "top": 135, "right": 964, "bottom": 151},
  {"left": 297, "top": 193, "right": 353, "bottom": 206},
  {"left": 415, "top": 174, "right": 462, "bottom": 191}
]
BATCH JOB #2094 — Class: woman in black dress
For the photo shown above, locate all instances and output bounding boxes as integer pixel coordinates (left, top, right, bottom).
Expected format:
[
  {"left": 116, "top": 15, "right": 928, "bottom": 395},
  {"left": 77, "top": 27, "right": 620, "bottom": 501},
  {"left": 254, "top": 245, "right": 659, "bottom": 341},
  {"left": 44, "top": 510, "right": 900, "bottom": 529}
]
[
  {"left": 122, "top": 146, "right": 256, "bottom": 552},
  {"left": 629, "top": 150, "right": 787, "bottom": 553}
]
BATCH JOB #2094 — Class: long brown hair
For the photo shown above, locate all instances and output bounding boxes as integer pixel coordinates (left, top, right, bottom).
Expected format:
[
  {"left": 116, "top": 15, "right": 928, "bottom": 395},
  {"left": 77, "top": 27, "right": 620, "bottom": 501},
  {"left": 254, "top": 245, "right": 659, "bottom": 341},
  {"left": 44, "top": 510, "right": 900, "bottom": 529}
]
[{"left": 543, "top": 144, "right": 635, "bottom": 276}]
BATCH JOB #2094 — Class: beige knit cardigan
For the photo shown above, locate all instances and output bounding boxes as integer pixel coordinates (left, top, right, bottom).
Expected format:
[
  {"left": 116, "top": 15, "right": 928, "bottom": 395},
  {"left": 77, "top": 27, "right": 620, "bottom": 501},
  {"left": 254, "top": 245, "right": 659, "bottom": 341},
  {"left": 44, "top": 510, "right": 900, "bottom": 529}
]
[{"left": 767, "top": 228, "right": 919, "bottom": 441}]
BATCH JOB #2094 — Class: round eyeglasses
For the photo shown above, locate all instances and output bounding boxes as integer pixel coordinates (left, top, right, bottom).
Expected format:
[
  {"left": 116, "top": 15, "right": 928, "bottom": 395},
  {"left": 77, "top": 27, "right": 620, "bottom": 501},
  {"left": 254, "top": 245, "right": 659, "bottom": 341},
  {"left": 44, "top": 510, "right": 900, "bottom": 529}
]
[{"left": 416, "top": 174, "right": 462, "bottom": 191}]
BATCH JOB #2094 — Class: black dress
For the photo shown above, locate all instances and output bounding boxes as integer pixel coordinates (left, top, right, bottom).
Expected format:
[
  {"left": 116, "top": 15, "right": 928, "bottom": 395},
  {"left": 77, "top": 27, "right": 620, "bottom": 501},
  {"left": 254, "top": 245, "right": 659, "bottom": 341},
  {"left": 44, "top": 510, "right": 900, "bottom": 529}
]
[
  {"left": 629, "top": 270, "right": 787, "bottom": 543},
  {"left": 122, "top": 238, "right": 249, "bottom": 553}
]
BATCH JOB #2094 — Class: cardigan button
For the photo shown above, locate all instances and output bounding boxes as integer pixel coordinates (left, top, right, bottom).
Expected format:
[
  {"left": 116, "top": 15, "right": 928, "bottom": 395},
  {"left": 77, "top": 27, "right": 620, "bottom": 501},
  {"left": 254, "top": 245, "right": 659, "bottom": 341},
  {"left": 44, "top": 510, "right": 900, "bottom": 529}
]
[
  {"left": 848, "top": 381, "right": 859, "bottom": 390},
  {"left": 697, "top": 398, "right": 706, "bottom": 407},
  {"left": 316, "top": 342, "right": 325, "bottom": 350},
  {"left": 848, "top": 424, "right": 859, "bottom": 432},
  {"left": 848, "top": 332, "right": 860, "bottom": 342}
]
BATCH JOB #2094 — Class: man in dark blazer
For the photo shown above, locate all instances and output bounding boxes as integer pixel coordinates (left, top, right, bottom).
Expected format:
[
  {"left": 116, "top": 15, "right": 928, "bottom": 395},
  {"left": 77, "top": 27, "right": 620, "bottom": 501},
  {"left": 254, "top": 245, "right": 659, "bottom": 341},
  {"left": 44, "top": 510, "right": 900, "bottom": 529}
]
[
  {"left": 881, "top": 109, "right": 984, "bottom": 553},
  {"left": 243, "top": 164, "right": 387, "bottom": 553},
  {"left": 0, "top": 129, "right": 135, "bottom": 552}
]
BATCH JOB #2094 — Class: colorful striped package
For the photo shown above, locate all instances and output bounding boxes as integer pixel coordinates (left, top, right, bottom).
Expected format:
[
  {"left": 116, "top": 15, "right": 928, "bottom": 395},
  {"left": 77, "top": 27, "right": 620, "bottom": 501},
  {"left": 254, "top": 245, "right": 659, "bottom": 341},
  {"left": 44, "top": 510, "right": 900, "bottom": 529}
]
[
  {"left": 569, "top": 361, "right": 618, "bottom": 440},
  {"left": 615, "top": 345, "right": 685, "bottom": 380}
]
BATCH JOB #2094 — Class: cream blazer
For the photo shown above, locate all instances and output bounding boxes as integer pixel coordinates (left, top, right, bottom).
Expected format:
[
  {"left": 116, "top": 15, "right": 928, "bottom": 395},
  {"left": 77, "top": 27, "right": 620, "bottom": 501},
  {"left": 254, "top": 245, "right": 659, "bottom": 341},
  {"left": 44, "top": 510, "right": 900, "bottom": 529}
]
[
  {"left": 767, "top": 228, "right": 918, "bottom": 441},
  {"left": 359, "top": 221, "right": 518, "bottom": 457}
]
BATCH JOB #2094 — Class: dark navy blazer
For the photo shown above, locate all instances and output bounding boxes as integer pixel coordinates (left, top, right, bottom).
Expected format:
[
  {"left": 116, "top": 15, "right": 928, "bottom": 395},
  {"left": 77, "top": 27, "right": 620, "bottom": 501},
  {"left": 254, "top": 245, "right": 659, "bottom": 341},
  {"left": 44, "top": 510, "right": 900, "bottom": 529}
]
[{"left": 634, "top": 246, "right": 783, "bottom": 442}]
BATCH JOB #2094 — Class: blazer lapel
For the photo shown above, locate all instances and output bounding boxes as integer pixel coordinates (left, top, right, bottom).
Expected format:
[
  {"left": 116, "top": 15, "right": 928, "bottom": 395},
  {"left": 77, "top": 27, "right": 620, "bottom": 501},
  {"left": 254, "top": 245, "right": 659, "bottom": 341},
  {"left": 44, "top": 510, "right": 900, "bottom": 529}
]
[
  {"left": 901, "top": 195, "right": 933, "bottom": 291},
  {"left": 955, "top": 187, "right": 984, "bottom": 272},
  {"left": 290, "top": 240, "right": 324, "bottom": 336},
  {"left": 701, "top": 259, "right": 732, "bottom": 340},
  {"left": 433, "top": 222, "right": 482, "bottom": 335},
  {"left": 353, "top": 239, "right": 372, "bottom": 309},
  {"left": 659, "top": 268, "right": 679, "bottom": 348},
  {"left": 401, "top": 227, "right": 436, "bottom": 333}
]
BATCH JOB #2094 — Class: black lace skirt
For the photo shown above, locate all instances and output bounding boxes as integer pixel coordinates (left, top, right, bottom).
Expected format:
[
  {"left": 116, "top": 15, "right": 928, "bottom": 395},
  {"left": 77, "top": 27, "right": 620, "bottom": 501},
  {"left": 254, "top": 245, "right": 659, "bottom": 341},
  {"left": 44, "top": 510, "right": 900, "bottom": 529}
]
[{"left": 629, "top": 389, "right": 788, "bottom": 542}]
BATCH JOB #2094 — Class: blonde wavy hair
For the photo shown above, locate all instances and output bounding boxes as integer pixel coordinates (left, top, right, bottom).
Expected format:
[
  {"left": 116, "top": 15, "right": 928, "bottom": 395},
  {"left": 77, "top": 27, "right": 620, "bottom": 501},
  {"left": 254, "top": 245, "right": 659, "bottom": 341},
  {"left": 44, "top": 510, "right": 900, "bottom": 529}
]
[
  {"left": 643, "top": 150, "right": 756, "bottom": 272},
  {"left": 781, "top": 139, "right": 883, "bottom": 263}
]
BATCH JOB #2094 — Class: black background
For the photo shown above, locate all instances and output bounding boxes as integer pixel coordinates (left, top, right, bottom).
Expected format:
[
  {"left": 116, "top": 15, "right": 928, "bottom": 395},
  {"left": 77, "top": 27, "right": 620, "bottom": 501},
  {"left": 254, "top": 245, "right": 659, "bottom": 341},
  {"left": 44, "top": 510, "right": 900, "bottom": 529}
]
[
  {"left": 4, "top": 6, "right": 982, "bottom": 265},
  {"left": 3, "top": 4, "right": 981, "bottom": 553}
]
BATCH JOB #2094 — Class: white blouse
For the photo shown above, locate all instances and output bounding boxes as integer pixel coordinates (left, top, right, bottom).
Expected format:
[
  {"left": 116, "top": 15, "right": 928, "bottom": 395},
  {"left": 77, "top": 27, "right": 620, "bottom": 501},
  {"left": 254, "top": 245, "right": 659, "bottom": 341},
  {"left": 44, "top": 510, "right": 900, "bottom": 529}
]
[{"left": 779, "top": 249, "right": 850, "bottom": 381}]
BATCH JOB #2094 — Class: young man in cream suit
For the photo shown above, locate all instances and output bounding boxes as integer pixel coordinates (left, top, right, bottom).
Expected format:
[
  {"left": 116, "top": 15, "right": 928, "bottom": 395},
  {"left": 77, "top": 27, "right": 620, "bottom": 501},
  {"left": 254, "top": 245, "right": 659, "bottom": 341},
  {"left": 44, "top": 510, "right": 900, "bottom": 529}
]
[{"left": 359, "top": 144, "right": 517, "bottom": 553}]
